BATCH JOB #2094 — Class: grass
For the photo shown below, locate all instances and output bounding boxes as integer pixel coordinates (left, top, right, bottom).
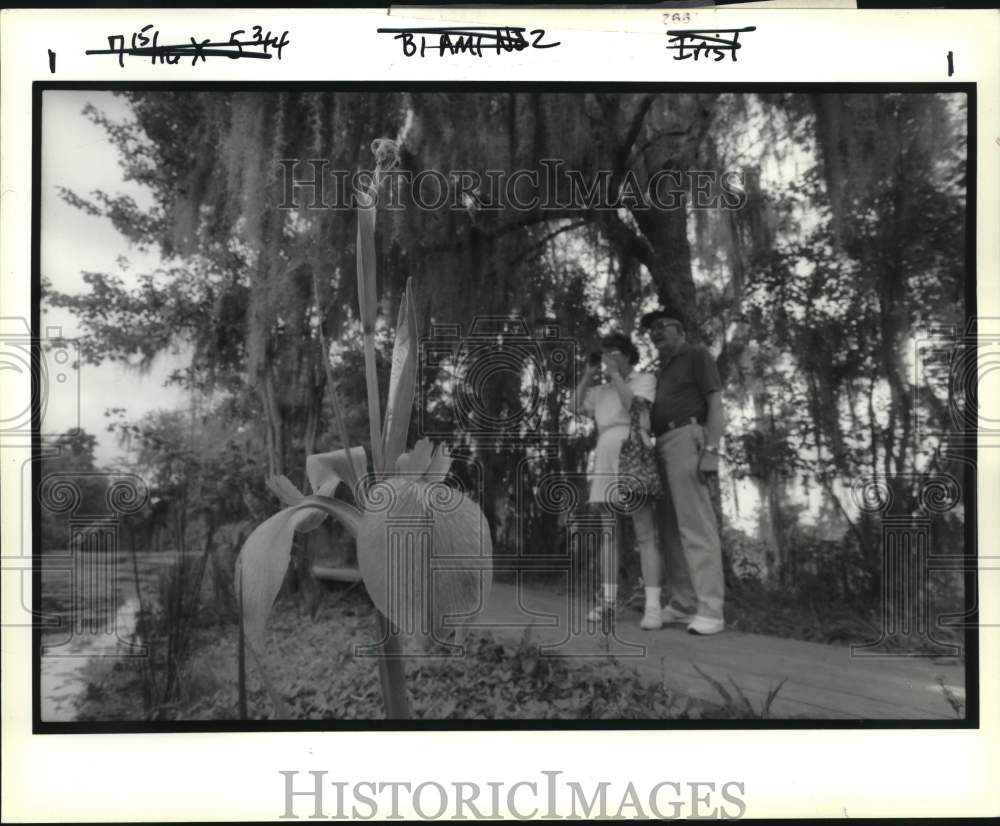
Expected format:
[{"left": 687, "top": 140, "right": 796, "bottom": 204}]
[{"left": 692, "top": 664, "right": 787, "bottom": 720}]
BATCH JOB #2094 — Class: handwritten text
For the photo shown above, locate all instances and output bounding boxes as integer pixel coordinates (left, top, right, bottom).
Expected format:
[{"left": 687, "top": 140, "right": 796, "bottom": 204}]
[
  {"left": 86, "top": 24, "right": 289, "bottom": 67},
  {"left": 665, "top": 27, "right": 756, "bottom": 62},
  {"left": 377, "top": 26, "right": 560, "bottom": 58}
]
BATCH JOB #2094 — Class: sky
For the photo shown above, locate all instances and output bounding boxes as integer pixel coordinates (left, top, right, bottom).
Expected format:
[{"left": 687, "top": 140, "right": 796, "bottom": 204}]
[{"left": 40, "top": 90, "right": 187, "bottom": 466}]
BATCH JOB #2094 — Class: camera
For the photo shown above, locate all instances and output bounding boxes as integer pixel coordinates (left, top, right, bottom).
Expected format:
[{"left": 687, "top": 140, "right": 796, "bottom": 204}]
[
  {"left": 418, "top": 315, "right": 579, "bottom": 444},
  {"left": 588, "top": 351, "right": 603, "bottom": 368},
  {"left": 0, "top": 317, "right": 80, "bottom": 442}
]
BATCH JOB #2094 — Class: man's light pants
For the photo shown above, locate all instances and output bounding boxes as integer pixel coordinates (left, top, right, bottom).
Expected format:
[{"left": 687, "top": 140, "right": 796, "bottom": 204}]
[{"left": 656, "top": 424, "right": 725, "bottom": 621}]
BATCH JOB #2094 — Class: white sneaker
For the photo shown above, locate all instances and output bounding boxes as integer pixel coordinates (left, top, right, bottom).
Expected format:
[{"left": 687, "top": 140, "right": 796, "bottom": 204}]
[
  {"left": 640, "top": 609, "right": 663, "bottom": 631},
  {"left": 660, "top": 605, "right": 696, "bottom": 624},
  {"left": 586, "top": 603, "right": 614, "bottom": 622},
  {"left": 686, "top": 615, "right": 725, "bottom": 635}
]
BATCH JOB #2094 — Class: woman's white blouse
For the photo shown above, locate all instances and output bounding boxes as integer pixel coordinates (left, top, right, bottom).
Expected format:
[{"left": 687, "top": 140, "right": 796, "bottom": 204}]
[{"left": 581, "top": 372, "right": 656, "bottom": 433}]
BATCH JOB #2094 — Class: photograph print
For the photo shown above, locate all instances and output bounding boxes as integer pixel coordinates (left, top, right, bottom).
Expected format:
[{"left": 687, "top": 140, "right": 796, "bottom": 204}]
[{"left": 36, "top": 86, "right": 972, "bottom": 727}]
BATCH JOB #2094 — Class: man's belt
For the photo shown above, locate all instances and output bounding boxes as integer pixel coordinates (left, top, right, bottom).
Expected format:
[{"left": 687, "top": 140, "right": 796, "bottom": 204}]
[{"left": 655, "top": 416, "right": 700, "bottom": 438}]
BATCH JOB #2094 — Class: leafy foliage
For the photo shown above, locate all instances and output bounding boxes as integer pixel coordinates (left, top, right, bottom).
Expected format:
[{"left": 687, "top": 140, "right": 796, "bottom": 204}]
[
  {"left": 48, "top": 90, "right": 968, "bottom": 663},
  {"left": 74, "top": 591, "right": 735, "bottom": 721},
  {"left": 38, "top": 430, "right": 110, "bottom": 551}
]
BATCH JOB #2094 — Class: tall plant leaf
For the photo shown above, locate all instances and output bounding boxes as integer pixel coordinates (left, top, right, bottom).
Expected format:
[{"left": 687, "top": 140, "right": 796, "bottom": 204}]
[
  {"left": 311, "top": 267, "right": 361, "bottom": 491},
  {"left": 268, "top": 465, "right": 365, "bottom": 534},
  {"left": 381, "top": 278, "right": 420, "bottom": 473},
  {"left": 356, "top": 203, "right": 378, "bottom": 334},
  {"left": 395, "top": 436, "right": 435, "bottom": 476},
  {"left": 306, "top": 447, "right": 368, "bottom": 501},
  {"left": 234, "top": 508, "right": 310, "bottom": 654},
  {"left": 234, "top": 497, "right": 363, "bottom": 652},
  {"left": 267, "top": 475, "right": 336, "bottom": 533},
  {"left": 357, "top": 442, "right": 492, "bottom": 650},
  {"left": 425, "top": 442, "right": 453, "bottom": 478},
  {"left": 357, "top": 200, "right": 385, "bottom": 474}
]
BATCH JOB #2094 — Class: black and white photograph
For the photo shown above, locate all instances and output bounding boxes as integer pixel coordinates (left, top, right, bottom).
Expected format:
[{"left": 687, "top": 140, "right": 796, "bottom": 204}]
[
  {"left": 4, "top": 6, "right": 999, "bottom": 823},
  {"left": 36, "top": 85, "right": 973, "bottom": 726}
]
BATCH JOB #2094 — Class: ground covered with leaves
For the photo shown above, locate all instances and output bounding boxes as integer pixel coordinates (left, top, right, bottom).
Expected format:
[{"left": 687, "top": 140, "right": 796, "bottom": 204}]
[
  {"left": 75, "top": 587, "right": 747, "bottom": 722},
  {"left": 722, "top": 579, "right": 964, "bottom": 659}
]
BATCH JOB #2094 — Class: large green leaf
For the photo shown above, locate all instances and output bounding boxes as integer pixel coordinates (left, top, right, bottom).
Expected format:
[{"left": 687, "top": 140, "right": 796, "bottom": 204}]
[
  {"left": 266, "top": 470, "right": 363, "bottom": 534},
  {"left": 305, "top": 447, "right": 368, "bottom": 501},
  {"left": 357, "top": 474, "right": 492, "bottom": 650},
  {"left": 381, "top": 278, "right": 419, "bottom": 474},
  {"left": 292, "top": 495, "right": 362, "bottom": 538},
  {"left": 395, "top": 437, "right": 433, "bottom": 476},
  {"left": 357, "top": 200, "right": 385, "bottom": 473},
  {"left": 267, "top": 475, "right": 330, "bottom": 533},
  {"left": 234, "top": 496, "right": 363, "bottom": 651},
  {"left": 356, "top": 203, "right": 378, "bottom": 334},
  {"left": 234, "top": 507, "right": 311, "bottom": 653}
]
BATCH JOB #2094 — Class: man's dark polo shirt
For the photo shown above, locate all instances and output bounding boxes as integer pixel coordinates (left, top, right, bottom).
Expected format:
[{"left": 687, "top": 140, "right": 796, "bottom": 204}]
[{"left": 651, "top": 343, "right": 722, "bottom": 436}]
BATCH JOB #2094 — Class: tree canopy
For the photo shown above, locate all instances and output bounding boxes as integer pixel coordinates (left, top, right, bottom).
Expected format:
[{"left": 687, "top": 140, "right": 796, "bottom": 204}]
[{"left": 45, "top": 90, "right": 967, "bottom": 595}]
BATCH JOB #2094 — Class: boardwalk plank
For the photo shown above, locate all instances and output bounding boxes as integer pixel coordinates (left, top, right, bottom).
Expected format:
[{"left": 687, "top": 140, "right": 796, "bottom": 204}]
[{"left": 478, "top": 581, "right": 965, "bottom": 720}]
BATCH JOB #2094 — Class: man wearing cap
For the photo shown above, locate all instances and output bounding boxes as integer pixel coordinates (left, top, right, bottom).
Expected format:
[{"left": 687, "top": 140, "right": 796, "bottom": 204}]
[{"left": 640, "top": 310, "right": 726, "bottom": 635}]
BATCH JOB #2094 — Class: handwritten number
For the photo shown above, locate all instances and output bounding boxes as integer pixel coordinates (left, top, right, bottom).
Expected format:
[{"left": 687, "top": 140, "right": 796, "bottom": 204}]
[
  {"left": 135, "top": 24, "right": 154, "bottom": 49},
  {"left": 530, "top": 29, "right": 559, "bottom": 49},
  {"left": 86, "top": 24, "right": 289, "bottom": 65},
  {"left": 271, "top": 31, "right": 289, "bottom": 59},
  {"left": 107, "top": 34, "right": 126, "bottom": 67},
  {"left": 229, "top": 30, "right": 245, "bottom": 59}
]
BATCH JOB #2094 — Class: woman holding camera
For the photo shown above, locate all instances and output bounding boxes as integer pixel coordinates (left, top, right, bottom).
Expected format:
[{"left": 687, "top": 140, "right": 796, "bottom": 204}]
[{"left": 571, "top": 332, "right": 663, "bottom": 631}]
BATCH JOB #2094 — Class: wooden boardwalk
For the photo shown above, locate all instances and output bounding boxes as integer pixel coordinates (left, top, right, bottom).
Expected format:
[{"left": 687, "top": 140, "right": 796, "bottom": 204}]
[{"left": 471, "top": 581, "right": 966, "bottom": 720}]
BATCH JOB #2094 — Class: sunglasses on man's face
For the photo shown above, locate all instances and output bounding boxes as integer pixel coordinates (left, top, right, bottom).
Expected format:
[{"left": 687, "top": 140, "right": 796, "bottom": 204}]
[{"left": 648, "top": 320, "right": 681, "bottom": 334}]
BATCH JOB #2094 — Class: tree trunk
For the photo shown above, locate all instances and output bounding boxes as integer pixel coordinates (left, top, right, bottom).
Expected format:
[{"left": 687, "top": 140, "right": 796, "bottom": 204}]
[
  {"left": 260, "top": 371, "right": 285, "bottom": 477},
  {"left": 632, "top": 186, "right": 698, "bottom": 325}
]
